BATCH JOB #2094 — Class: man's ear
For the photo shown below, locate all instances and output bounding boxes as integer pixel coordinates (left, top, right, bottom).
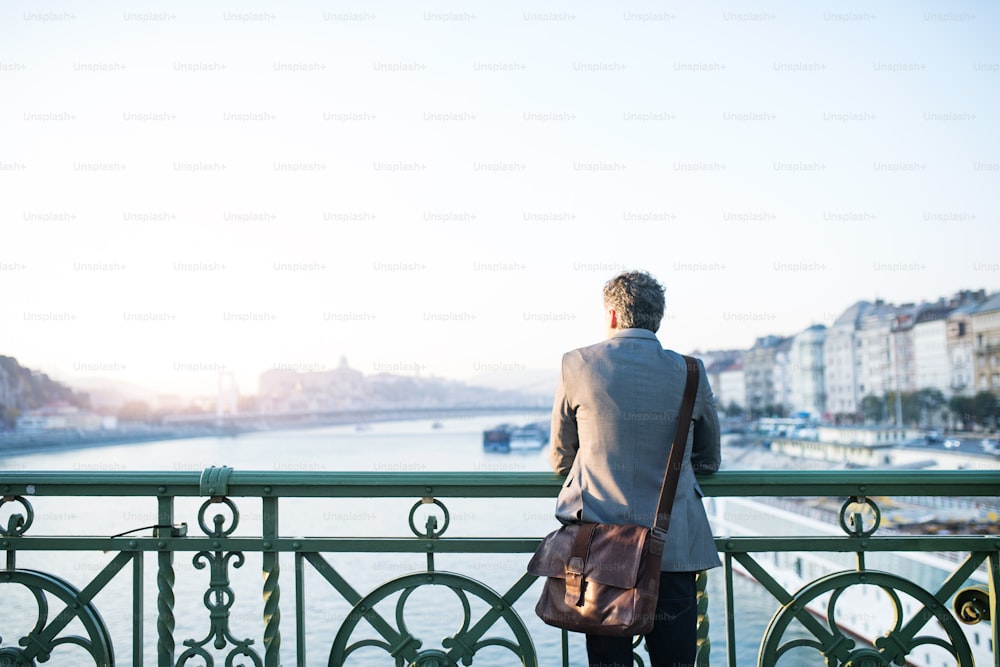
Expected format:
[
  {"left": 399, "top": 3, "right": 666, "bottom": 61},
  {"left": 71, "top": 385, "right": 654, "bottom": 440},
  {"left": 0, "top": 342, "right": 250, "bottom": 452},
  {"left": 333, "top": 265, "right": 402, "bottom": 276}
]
[{"left": 608, "top": 309, "right": 618, "bottom": 329}]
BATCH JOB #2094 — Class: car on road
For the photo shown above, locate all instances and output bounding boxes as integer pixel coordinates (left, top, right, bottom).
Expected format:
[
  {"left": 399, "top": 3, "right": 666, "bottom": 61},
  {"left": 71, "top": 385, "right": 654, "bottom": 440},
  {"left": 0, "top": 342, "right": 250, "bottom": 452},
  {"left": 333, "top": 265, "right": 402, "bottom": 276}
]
[
  {"left": 982, "top": 438, "right": 1000, "bottom": 454},
  {"left": 943, "top": 438, "right": 961, "bottom": 449}
]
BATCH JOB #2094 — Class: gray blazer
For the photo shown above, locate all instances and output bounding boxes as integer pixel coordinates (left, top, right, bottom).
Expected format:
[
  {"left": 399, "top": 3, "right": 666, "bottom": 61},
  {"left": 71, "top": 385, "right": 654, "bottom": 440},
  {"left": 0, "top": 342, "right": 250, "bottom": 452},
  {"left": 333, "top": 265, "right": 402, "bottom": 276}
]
[{"left": 550, "top": 328, "right": 722, "bottom": 572}]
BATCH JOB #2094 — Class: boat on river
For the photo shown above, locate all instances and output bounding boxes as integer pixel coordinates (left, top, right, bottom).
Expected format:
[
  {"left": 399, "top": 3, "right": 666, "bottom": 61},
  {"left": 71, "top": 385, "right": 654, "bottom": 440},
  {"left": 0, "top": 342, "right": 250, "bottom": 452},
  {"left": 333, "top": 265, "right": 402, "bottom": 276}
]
[{"left": 482, "top": 421, "right": 550, "bottom": 452}]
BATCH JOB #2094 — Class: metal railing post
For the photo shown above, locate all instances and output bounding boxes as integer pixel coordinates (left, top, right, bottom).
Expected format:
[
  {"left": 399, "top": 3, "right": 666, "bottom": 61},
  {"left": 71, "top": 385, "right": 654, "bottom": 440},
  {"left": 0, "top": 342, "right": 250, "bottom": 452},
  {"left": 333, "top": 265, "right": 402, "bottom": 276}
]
[
  {"left": 262, "top": 495, "right": 281, "bottom": 667},
  {"left": 156, "top": 494, "right": 175, "bottom": 667}
]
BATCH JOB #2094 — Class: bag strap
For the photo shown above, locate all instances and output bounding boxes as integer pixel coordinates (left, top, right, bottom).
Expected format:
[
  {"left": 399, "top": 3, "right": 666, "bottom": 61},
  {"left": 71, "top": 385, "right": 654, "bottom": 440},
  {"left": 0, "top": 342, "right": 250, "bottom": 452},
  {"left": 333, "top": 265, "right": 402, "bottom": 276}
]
[
  {"left": 565, "top": 522, "right": 597, "bottom": 605},
  {"left": 653, "top": 355, "right": 700, "bottom": 533}
]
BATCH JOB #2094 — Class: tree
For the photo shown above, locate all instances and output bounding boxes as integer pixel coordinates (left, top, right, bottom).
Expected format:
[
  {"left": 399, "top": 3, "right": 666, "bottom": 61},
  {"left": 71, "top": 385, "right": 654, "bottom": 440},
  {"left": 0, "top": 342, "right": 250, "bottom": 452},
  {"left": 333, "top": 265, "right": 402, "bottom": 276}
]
[
  {"left": 949, "top": 395, "right": 974, "bottom": 430},
  {"left": 860, "top": 395, "right": 883, "bottom": 423},
  {"left": 885, "top": 391, "right": 922, "bottom": 426},
  {"left": 971, "top": 391, "right": 999, "bottom": 428},
  {"left": 948, "top": 392, "right": 998, "bottom": 430},
  {"left": 761, "top": 403, "right": 787, "bottom": 418}
]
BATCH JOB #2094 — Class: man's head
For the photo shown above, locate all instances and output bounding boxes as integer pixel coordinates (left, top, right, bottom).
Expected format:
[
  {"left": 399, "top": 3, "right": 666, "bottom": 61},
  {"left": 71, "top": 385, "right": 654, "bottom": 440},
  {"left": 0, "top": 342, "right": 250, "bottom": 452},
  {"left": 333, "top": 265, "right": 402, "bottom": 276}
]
[{"left": 602, "top": 270, "right": 665, "bottom": 333}]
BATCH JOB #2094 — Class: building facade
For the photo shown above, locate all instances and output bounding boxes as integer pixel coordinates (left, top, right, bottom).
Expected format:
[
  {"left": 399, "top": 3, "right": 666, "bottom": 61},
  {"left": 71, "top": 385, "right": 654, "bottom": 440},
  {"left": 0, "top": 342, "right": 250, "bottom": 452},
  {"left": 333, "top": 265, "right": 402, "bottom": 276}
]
[
  {"left": 857, "top": 301, "right": 899, "bottom": 404},
  {"left": 744, "top": 335, "right": 789, "bottom": 416},
  {"left": 889, "top": 305, "right": 920, "bottom": 395},
  {"left": 947, "top": 304, "right": 978, "bottom": 396},
  {"left": 703, "top": 350, "right": 745, "bottom": 413},
  {"left": 790, "top": 324, "right": 826, "bottom": 417},
  {"left": 971, "top": 293, "right": 1000, "bottom": 393},
  {"left": 773, "top": 337, "right": 794, "bottom": 415},
  {"left": 718, "top": 361, "right": 747, "bottom": 412},
  {"left": 824, "top": 302, "right": 865, "bottom": 417},
  {"left": 912, "top": 307, "right": 952, "bottom": 396}
]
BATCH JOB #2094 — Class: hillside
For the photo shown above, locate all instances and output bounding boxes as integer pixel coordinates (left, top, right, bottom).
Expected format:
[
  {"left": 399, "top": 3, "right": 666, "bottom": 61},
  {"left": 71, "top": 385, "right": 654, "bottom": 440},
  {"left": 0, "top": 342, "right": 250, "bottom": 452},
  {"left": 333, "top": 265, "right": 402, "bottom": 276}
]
[{"left": 0, "top": 356, "right": 89, "bottom": 428}]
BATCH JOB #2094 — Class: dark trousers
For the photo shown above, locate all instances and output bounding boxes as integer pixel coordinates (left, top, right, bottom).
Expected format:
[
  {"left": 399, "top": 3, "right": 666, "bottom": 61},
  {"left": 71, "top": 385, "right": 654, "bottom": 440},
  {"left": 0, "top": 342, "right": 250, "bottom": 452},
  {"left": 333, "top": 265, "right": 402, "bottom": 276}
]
[{"left": 585, "top": 571, "right": 698, "bottom": 667}]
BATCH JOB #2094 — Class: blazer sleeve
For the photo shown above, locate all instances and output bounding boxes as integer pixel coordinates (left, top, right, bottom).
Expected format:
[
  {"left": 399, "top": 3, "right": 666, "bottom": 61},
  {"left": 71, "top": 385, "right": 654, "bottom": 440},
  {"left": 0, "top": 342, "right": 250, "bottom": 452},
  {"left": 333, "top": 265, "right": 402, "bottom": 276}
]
[
  {"left": 690, "top": 358, "right": 722, "bottom": 475},
  {"left": 549, "top": 353, "right": 579, "bottom": 476}
]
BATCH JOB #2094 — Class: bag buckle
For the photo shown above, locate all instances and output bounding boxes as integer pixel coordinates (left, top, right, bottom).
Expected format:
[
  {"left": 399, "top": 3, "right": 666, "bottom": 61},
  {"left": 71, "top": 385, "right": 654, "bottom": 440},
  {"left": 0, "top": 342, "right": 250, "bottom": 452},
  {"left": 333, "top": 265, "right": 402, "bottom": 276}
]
[{"left": 565, "top": 556, "right": 586, "bottom": 606}]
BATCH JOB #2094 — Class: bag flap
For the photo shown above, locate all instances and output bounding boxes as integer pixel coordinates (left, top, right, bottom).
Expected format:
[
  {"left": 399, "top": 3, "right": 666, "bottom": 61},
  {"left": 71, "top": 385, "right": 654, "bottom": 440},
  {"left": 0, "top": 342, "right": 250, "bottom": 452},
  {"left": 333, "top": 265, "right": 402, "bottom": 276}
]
[
  {"left": 527, "top": 523, "right": 659, "bottom": 588},
  {"left": 527, "top": 525, "right": 576, "bottom": 577}
]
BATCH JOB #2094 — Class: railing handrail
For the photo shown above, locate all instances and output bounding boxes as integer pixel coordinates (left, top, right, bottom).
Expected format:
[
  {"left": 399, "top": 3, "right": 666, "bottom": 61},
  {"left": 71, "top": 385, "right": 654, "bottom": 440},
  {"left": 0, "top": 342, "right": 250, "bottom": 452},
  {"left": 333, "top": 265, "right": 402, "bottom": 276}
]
[{"left": 2, "top": 468, "right": 999, "bottom": 497}]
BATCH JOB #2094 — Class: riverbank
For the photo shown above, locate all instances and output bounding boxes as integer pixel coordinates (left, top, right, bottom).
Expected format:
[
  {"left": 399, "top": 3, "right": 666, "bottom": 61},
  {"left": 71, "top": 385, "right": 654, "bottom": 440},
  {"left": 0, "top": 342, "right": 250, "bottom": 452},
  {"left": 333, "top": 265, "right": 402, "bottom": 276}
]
[
  {"left": 0, "top": 408, "right": 549, "bottom": 459},
  {"left": 0, "top": 426, "right": 238, "bottom": 458}
]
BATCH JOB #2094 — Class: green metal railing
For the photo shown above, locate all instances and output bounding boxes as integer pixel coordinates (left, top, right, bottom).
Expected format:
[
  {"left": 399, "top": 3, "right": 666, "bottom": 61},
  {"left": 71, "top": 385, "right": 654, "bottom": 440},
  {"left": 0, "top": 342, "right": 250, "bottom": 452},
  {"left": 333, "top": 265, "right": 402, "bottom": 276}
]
[{"left": 0, "top": 468, "right": 997, "bottom": 666}]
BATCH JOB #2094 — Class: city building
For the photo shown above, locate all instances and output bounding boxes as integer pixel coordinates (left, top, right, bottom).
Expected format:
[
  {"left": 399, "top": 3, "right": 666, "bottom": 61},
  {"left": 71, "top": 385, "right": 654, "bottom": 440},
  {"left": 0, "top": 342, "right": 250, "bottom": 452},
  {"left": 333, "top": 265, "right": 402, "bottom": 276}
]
[
  {"left": 823, "top": 301, "right": 870, "bottom": 418},
  {"left": 856, "top": 300, "right": 899, "bottom": 409},
  {"left": 773, "top": 337, "right": 794, "bottom": 415},
  {"left": 947, "top": 303, "right": 979, "bottom": 396},
  {"left": 912, "top": 304, "right": 953, "bottom": 396},
  {"left": 971, "top": 293, "right": 1000, "bottom": 393},
  {"left": 744, "top": 335, "right": 790, "bottom": 416},
  {"left": 789, "top": 324, "right": 826, "bottom": 418},
  {"left": 889, "top": 304, "right": 920, "bottom": 395},
  {"left": 718, "top": 360, "right": 746, "bottom": 412},
  {"left": 16, "top": 405, "right": 116, "bottom": 432},
  {"left": 705, "top": 353, "right": 745, "bottom": 413}
]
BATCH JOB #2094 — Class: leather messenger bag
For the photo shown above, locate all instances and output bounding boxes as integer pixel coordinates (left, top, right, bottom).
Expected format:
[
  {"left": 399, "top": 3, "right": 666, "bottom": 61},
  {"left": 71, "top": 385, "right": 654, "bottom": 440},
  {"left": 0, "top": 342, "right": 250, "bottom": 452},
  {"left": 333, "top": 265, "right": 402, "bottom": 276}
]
[{"left": 526, "top": 356, "right": 699, "bottom": 636}]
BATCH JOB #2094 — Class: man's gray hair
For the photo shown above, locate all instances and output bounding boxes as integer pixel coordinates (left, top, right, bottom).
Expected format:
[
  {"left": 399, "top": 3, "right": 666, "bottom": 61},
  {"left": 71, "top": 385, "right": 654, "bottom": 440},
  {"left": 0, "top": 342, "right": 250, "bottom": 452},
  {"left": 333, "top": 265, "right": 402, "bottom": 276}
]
[{"left": 602, "top": 271, "right": 665, "bottom": 332}]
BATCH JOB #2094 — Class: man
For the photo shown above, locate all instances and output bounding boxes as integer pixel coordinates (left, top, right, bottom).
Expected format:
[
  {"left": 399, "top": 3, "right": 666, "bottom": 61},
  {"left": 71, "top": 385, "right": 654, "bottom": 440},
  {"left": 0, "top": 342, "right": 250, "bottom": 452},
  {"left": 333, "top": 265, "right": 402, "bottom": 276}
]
[{"left": 549, "top": 270, "right": 721, "bottom": 667}]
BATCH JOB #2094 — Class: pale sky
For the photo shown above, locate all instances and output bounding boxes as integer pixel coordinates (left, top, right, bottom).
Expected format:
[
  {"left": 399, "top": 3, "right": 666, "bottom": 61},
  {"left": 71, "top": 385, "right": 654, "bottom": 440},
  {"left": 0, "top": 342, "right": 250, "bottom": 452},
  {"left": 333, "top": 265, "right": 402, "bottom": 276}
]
[{"left": 2, "top": 1, "right": 998, "bottom": 398}]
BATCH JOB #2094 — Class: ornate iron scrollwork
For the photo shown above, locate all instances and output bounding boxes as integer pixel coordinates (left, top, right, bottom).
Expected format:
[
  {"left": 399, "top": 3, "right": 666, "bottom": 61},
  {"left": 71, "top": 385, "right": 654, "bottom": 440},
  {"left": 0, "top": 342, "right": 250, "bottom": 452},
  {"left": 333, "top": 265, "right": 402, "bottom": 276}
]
[
  {"left": 177, "top": 496, "right": 262, "bottom": 666},
  {"left": 756, "top": 494, "right": 977, "bottom": 666},
  {"left": 0, "top": 496, "right": 34, "bottom": 539},
  {"left": 0, "top": 569, "right": 114, "bottom": 666},
  {"left": 327, "top": 571, "right": 537, "bottom": 667},
  {"left": 759, "top": 570, "right": 974, "bottom": 666}
]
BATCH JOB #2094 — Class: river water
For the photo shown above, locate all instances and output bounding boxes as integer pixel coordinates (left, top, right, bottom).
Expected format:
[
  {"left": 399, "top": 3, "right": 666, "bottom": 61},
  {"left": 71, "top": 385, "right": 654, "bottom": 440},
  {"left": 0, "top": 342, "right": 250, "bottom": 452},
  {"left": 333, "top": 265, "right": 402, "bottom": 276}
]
[{"left": 0, "top": 415, "right": 877, "bottom": 666}]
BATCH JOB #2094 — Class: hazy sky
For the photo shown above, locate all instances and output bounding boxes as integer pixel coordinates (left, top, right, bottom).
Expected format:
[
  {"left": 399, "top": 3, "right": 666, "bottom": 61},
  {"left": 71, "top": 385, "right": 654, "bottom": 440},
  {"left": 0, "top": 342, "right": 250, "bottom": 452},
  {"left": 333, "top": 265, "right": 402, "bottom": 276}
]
[{"left": 2, "top": 1, "right": 998, "bottom": 398}]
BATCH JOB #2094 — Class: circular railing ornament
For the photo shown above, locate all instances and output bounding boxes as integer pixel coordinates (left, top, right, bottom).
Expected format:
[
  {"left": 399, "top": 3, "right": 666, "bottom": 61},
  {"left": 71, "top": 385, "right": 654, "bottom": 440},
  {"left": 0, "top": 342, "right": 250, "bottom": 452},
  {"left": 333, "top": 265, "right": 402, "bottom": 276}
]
[
  {"left": 838, "top": 496, "right": 881, "bottom": 537},
  {"left": 759, "top": 570, "right": 973, "bottom": 666},
  {"left": 0, "top": 569, "right": 114, "bottom": 665},
  {"left": 196, "top": 497, "right": 240, "bottom": 537},
  {"left": 408, "top": 499, "right": 450, "bottom": 539},
  {"left": 328, "top": 571, "right": 536, "bottom": 667}
]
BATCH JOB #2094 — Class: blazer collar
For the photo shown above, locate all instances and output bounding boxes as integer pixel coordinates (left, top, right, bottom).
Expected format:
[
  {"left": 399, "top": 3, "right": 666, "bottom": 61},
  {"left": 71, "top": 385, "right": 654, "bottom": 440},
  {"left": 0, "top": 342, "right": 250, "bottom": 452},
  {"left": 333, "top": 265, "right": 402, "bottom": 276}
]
[{"left": 611, "top": 328, "right": 660, "bottom": 342}]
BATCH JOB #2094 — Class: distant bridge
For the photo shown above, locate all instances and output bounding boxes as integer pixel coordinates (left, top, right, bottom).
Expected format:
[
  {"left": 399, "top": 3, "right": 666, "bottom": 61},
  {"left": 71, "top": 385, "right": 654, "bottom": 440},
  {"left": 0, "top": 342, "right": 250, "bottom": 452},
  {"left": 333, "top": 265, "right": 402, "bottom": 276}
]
[{"left": 161, "top": 405, "right": 550, "bottom": 429}]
